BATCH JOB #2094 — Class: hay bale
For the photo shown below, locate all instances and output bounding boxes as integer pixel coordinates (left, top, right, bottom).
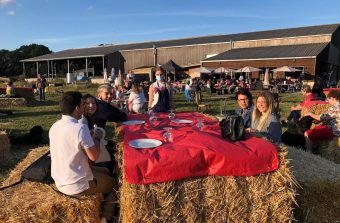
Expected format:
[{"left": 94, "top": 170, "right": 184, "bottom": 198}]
[
  {"left": 117, "top": 130, "right": 297, "bottom": 223},
  {"left": 0, "top": 147, "right": 103, "bottom": 223},
  {"left": 0, "top": 98, "right": 27, "bottom": 107},
  {"left": 286, "top": 146, "right": 340, "bottom": 222},
  {"left": 318, "top": 137, "right": 340, "bottom": 164},
  {"left": 0, "top": 131, "right": 10, "bottom": 164}
]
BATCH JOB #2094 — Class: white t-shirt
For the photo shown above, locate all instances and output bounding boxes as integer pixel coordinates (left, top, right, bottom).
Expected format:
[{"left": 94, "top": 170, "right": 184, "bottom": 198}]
[
  {"left": 49, "top": 115, "right": 94, "bottom": 195},
  {"left": 129, "top": 91, "right": 146, "bottom": 113}
]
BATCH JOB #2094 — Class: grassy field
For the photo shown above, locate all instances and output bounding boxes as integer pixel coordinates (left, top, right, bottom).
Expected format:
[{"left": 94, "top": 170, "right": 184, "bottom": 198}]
[{"left": 0, "top": 84, "right": 302, "bottom": 182}]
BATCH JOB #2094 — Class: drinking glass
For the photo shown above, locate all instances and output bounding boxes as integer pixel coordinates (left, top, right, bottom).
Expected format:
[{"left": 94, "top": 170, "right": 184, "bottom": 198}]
[
  {"left": 163, "top": 127, "right": 173, "bottom": 143},
  {"left": 149, "top": 112, "right": 157, "bottom": 127},
  {"left": 196, "top": 118, "right": 204, "bottom": 131},
  {"left": 168, "top": 109, "right": 175, "bottom": 121}
]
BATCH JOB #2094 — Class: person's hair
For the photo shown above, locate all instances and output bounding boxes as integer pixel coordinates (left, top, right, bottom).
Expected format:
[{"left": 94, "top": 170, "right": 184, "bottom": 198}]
[
  {"left": 301, "top": 85, "right": 312, "bottom": 93},
  {"left": 60, "top": 91, "right": 82, "bottom": 115},
  {"left": 327, "top": 90, "right": 340, "bottom": 101},
  {"left": 155, "top": 66, "right": 164, "bottom": 74},
  {"left": 235, "top": 88, "right": 253, "bottom": 102},
  {"left": 131, "top": 83, "right": 141, "bottom": 93},
  {"left": 252, "top": 91, "right": 275, "bottom": 131},
  {"left": 97, "top": 84, "right": 112, "bottom": 95},
  {"left": 82, "top": 93, "right": 95, "bottom": 101},
  {"left": 7, "top": 80, "right": 13, "bottom": 86}
]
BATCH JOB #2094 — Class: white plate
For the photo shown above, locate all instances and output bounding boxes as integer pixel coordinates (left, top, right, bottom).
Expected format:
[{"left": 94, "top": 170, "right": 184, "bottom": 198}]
[
  {"left": 128, "top": 139, "right": 162, "bottom": 149},
  {"left": 123, "top": 120, "right": 145, "bottom": 125},
  {"left": 171, "top": 119, "right": 193, "bottom": 124}
]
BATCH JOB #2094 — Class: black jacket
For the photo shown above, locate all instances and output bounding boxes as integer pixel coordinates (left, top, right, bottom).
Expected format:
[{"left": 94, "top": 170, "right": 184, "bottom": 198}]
[{"left": 89, "top": 99, "right": 127, "bottom": 129}]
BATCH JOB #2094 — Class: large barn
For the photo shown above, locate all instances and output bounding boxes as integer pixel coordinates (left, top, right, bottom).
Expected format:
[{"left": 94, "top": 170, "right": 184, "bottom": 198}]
[{"left": 21, "top": 23, "right": 340, "bottom": 86}]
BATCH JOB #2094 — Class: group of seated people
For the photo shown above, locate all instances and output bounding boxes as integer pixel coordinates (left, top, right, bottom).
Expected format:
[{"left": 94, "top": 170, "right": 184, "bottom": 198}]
[
  {"left": 212, "top": 76, "right": 253, "bottom": 94},
  {"left": 233, "top": 86, "right": 340, "bottom": 147},
  {"left": 234, "top": 88, "right": 281, "bottom": 142},
  {"left": 48, "top": 72, "right": 339, "bottom": 222}
]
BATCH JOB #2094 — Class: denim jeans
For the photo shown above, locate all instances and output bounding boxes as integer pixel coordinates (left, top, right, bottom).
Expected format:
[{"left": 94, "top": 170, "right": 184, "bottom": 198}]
[{"left": 39, "top": 87, "right": 45, "bottom": 101}]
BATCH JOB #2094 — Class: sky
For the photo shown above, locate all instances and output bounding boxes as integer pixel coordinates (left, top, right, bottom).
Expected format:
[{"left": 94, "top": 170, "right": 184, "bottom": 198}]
[{"left": 1, "top": 0, "right": 340, "bottom": 52}]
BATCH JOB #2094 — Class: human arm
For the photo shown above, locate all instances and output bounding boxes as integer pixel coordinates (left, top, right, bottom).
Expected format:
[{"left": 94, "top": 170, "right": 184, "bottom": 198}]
[
  {"left": 169, "top": 86, "right": 175, "bottom": 110},
  {"left": 79, "top": 125, "right": 101, "bottom": 161},
  {"left": 148, "top": 85, "right": 154, "bottom": 109},
  {"left": 304, "top": 112, "right": 321, "bottom": 121}
]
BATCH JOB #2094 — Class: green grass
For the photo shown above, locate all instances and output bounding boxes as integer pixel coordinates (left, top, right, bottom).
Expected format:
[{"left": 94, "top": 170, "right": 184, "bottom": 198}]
[{"left": 0, "top": 87, "right": 302, "bottom": 182}]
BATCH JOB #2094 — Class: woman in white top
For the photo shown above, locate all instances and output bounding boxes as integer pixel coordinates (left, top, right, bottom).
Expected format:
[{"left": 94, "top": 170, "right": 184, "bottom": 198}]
[
  {"left": 148, "top": 66, "right": 175, "bottom": 112},
  {"left": 128, "top": 83, "right": 147, "bottom": 113}
]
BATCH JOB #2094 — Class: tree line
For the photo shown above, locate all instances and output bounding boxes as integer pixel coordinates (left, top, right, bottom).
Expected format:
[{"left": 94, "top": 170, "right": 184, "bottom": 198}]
[{"left": 0, "top": 44, "right": 52, "bottom": 77}]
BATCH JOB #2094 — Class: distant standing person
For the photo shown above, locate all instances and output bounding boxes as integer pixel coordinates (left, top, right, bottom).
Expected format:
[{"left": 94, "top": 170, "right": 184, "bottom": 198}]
[
  {"left": 148, "top": 66, "right": 175, "bottom": 112},
  {"left": 36, "top": 74, "right": 47, "bottom": 101}
]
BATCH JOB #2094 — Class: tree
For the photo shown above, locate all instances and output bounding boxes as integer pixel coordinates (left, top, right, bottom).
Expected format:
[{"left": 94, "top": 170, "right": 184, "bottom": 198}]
[{"left": 0, "top": 44, "right": 52, "bottom": 77}]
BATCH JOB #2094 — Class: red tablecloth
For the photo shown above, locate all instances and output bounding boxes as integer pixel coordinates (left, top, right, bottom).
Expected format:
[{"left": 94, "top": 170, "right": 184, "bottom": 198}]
[{"left": 122, "top": 112, "right": 279, "bottom": 184}]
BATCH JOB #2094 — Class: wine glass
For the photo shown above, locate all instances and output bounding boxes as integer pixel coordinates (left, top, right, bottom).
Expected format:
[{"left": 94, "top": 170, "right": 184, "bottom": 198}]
[
  {"left": 168, "top": 108, "right": 175, "bottom": 121},
  {"left": 163, "top": 127, "right": 173, "bottom": 143},
  {"left": 196, "top": 118, "right": 204, "bottom": 131},
  {"left": 149, "top": 112, "right": 157, "bottom": 127}
]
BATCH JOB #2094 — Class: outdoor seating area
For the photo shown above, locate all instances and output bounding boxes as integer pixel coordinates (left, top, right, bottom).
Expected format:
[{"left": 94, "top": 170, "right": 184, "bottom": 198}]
[
  {"left": 115, "top": 113, "right": 296, "bottom": 222},
  {"left": 0, "top": 147, "right": 103, "bottom": 222}
]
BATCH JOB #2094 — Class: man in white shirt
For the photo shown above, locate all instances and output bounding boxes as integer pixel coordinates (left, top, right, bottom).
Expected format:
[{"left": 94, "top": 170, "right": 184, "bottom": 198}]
[{"left": 49, "top": 91, "right": 116, "bottom": 222}]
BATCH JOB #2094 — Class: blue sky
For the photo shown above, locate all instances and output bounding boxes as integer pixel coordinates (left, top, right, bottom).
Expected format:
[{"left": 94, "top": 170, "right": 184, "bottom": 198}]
[{"left": 1, "top": 0, "right": 340, "bottom": 52}]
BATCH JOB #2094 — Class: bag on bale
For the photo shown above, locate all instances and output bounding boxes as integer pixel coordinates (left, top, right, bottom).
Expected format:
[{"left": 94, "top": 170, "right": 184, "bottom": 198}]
[
  {"left": 219, "top": 115, "right": 245, "bottom": 141},
  {"left": 0, "top": 151, "right": 53, "bottom": 191},
  {"left": 21, "top": 151, "right": 53, "bottom": 184}
]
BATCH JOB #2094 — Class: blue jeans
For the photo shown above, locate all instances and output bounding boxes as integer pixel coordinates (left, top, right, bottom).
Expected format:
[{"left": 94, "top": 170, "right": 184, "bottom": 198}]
[
  {"left": 184, "top": 90, "right": 191, "bottom": 101},
  {"left": 39, "top": 88, "right": 45, "bottom": 101},
  {"left": 287, "top": 110, "right": 301, "bottom": 122}
]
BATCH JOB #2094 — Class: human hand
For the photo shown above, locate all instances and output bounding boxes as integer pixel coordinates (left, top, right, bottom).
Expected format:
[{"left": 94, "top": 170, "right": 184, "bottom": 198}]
[
  {"left": 246, "top": 128, "right": 254, "bottom": 133},
  {"left": 92, "top": 128, "right": 103, "bottom": 140}
]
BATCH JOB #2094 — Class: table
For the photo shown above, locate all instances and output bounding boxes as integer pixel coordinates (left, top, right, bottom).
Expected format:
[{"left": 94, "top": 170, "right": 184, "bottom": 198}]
[{"left": 115, "top": 113, "right": 296, "bottom": 222}]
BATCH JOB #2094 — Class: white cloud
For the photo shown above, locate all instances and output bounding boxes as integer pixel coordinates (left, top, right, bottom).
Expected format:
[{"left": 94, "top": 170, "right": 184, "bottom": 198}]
[
  {"left": 88, "top": 5, "right": 94, "bottom": 10},
  {"left": 31, "top": 25, "right": 219, "bottom": 44},
  {"left": 7, "top": 10, "right": 15, "bottom": 15},
  {"left": 0, "top": 0, "right": 13, "bottom": 6}
]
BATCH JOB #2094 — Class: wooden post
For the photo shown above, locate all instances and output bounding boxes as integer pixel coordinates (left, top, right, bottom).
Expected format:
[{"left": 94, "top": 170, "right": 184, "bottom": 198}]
[
  {"left": 102, "top": 56, "right": 105, "bottom": 77},
  {"left": 47, "top": 61, "right": 50, "bottom": 79},
  {"left": 67, "top": 59, "right": 70, "bottom": 74},
  {"left": 36, "top": 62, "right": 39, "bottom": 77},
  {"left": 86, "top": 58, "right": 88, "bottom": 76}
]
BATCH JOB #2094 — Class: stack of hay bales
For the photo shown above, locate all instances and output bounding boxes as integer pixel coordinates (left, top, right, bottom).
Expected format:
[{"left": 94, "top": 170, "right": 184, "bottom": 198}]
[
  {"left": 0, "top": 131, "right": 10, "bottom": 164},
  {"left": 0, "top": 147, "right": 103, "bottom": 223},
  {"left": 0, "top": 98, "right": 27, "bottom": 107},
  {"left": 115, "top": 128, "right": 297, "bottom": 223},
  {"left": 286, "top": 146, "right": 340, "bottom": 222}
]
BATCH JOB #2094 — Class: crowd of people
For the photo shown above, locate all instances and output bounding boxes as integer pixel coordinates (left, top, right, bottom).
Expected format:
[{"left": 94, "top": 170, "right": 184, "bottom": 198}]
[{"left": 47, "top": 67, "right": 339, "bottom": 222}]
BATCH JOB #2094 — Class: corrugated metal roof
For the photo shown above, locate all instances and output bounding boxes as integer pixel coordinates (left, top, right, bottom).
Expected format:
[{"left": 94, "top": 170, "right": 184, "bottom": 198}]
[
  {"left": 202, "top": 43, "right": 329, "bottom": 61},
  {"left": 21, "top": 23, "right": 339, "bottom": 62}
]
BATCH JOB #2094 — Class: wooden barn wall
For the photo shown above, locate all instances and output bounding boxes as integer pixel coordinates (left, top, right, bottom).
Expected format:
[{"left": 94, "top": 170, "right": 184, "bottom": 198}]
[
  {"left": 234, "top": 35, "right": 331, "bottom": 49},
  {"left": 156, "top": 43, "right": 230, "bottom": 66},
  {"left": 202, "top": 58, "right": 316, "bottom": 76},
  {"left": 120, "top": 49, "right": 154, "bottom": 72}
]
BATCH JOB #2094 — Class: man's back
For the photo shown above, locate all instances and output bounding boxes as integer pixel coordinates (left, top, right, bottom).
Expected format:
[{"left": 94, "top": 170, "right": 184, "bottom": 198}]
[{"left": 49, "top": 115, "right": 94, "bottom": 195}]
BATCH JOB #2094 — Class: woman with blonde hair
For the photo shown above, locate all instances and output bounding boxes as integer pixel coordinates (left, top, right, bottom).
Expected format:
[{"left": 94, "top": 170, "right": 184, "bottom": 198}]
[
  {"left": 128, "top": 83, "right": 146, "bottom": 113},
  {"left": 248, "top": 91, "right": 282, "bottom": 142}
]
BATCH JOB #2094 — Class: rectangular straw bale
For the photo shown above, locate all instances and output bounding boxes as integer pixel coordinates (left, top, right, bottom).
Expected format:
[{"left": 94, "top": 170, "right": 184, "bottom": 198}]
[
  {"left": 116, "top": 128, "right": 297, "bottom": 223},
  {"left": 286, "top": 146, "right": 340, "bottom": 222},
  {"left": 0, "top": 147, "right": 103, "bottom": 223},
  {"left": 0, "top": 131, "right": 10, "bottom": 164}
]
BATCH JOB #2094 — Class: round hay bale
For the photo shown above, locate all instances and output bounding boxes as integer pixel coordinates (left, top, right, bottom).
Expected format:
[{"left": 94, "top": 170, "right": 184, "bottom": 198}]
[
  {"left": 117, "top": 128, "right": 297, "bottom": 223},
  {"left": 0, "top": 147, "right": 103, "bottom": 223},
  {"left": 286, "top": 146, "right": 340, "bottom": 222},
  {"left": 0, "top": 131, "right": 10, "bottom": 165}
]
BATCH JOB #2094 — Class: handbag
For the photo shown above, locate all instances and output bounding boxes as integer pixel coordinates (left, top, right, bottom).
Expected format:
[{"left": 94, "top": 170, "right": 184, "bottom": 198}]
[{"left": 219, "top": 115, "right": 246, "bottom": 141}]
